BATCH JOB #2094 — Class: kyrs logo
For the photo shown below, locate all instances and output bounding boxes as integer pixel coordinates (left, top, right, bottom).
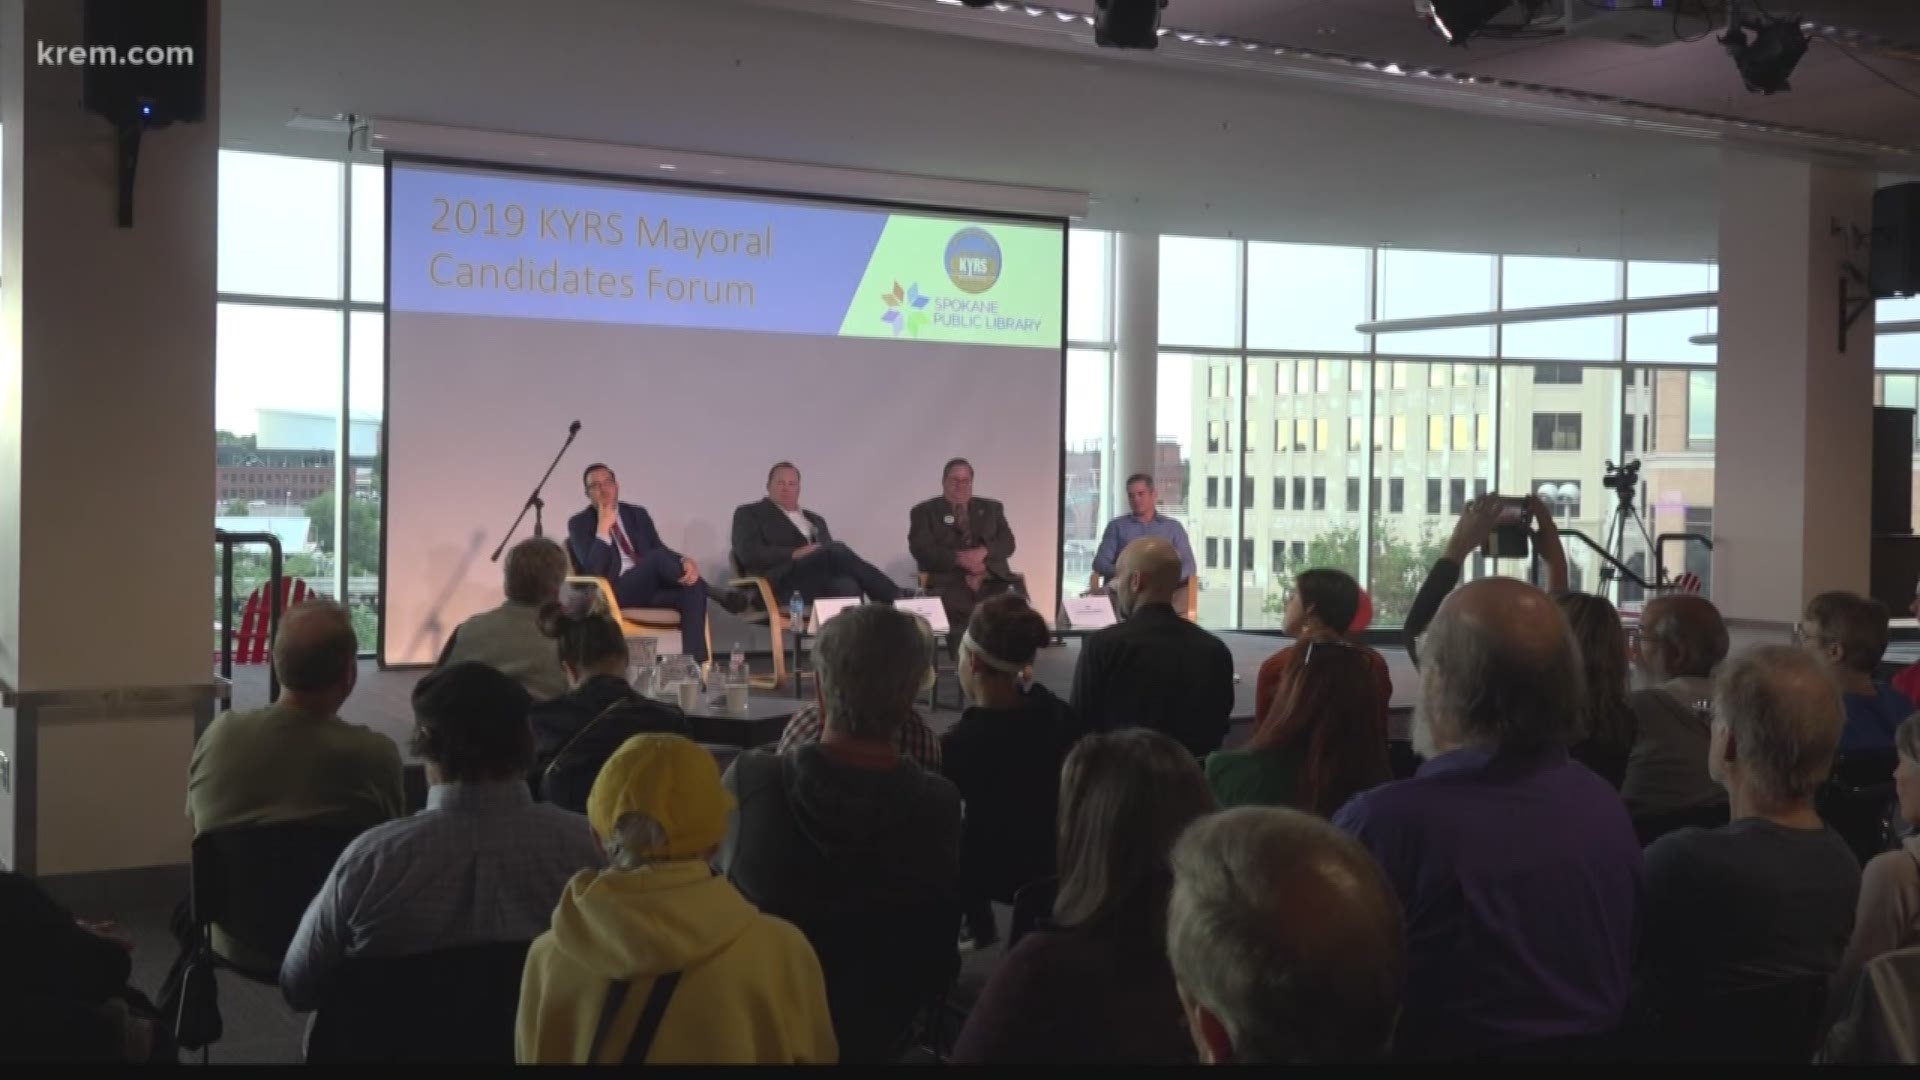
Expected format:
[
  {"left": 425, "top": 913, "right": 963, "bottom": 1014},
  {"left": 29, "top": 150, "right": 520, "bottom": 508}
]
[
  {"left": 944, "top": 228, "right": 1002, "bottom": 294},
  {"left": 880, "top": 281, "right": 930, "bottom": 337}
]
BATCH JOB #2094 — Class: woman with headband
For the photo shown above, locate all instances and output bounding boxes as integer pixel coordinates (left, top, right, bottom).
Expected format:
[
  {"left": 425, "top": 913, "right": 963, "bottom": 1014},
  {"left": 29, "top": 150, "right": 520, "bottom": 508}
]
[{"left": 940, "top": 594, "right": 1083, "bottom": 951}]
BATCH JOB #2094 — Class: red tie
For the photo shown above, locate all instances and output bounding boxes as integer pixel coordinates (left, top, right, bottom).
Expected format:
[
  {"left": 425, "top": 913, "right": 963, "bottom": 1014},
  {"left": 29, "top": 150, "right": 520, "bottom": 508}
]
[{"left": 610, "top": 521, "right": 638, "bottom": 561}]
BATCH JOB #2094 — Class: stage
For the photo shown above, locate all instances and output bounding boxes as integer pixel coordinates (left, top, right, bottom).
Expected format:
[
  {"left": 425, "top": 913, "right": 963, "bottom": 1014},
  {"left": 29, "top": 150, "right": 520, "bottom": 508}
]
[{"left": 223, "top": 631, "right": 1423, "bottom": 770}]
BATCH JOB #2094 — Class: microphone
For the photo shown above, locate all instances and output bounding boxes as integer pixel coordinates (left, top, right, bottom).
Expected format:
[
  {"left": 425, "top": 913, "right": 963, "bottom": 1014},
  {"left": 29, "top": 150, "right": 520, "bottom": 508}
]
[{"left": 569, "top": 420, "right": 582, "bottom": 435}]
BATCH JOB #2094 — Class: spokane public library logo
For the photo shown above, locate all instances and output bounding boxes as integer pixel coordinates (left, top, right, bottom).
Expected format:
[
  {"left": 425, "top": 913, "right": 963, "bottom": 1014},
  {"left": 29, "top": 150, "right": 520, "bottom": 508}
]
[{"left": 945, "top": 227, "right": 1002, "bottom": 294}]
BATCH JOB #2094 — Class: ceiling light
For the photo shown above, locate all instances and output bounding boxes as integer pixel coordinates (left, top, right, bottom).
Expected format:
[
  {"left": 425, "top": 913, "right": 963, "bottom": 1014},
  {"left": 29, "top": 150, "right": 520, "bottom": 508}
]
[
  {"left": 1720, "top": 7, "right": 1809, "bottom": 94},
  {"left": 1094, "top": 0, "right": 1168, "bottom": 50}
]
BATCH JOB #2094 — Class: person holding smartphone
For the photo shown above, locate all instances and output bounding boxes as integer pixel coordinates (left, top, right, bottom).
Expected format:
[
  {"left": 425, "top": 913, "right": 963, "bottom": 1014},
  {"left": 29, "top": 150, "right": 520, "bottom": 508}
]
[{"left": 1402, "top": 495, "right": 1569, "bottom": 668}]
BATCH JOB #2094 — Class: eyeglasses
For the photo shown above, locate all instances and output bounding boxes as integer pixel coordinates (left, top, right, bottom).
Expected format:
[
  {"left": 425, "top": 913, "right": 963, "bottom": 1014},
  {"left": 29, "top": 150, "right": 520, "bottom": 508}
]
[{"left": 585, "top": 479, "right": 616, "bottom": 491}]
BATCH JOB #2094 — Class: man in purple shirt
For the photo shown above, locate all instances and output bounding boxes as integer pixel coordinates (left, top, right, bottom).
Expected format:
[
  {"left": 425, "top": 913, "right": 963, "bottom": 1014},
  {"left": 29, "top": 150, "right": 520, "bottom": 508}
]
[{"left": 1333, "top": 577, "right": 1642, "bottom": 1061}]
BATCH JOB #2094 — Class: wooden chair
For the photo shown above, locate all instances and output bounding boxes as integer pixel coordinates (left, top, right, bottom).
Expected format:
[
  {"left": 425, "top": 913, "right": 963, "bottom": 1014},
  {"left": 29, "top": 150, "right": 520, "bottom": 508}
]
[
  {"left": 726, "top": 554, "right": 788, "bottom": 690},
  {"left": 1083, "top": 571, "right": 1199, "bottom": 621},
  {"left": 564, "top": 573, "right": 712, "bottom": 669}
]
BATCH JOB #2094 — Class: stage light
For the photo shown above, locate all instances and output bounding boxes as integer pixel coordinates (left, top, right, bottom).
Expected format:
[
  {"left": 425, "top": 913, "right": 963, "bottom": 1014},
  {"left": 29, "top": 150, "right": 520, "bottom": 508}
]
[
  {"left": 1094, "top": 0, "right": 1168, "bottom": 50},
  {"left": 1424, "top": 0, "right": 1516, "bottom": 45},
  {"left": 1720, "top": 8, "right": 1808, "bottom": 94}
]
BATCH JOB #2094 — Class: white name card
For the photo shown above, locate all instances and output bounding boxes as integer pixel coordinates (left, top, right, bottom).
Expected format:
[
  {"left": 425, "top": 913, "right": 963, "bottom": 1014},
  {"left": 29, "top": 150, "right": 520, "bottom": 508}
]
[
  {"left": 1062, "top": 594, "right": 1118, "bottom": 630},
  {"left": 809, "top": 596, "right": 861, "bottom": 633},
  {"left": 892, "top": 596, "right": 950, "bottom": 635}
]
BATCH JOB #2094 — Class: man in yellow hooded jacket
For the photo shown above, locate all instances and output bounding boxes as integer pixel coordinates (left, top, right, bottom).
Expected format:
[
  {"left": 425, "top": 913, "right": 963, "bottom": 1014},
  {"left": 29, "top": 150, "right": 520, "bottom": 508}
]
[{"left": 516, "top": 733, "right": 837, "bottom": 1063}]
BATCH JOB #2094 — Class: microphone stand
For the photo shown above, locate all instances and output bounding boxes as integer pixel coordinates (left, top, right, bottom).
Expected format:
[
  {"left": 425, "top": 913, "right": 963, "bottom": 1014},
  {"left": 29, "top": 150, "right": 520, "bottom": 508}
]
[{"left": 493, "top": 423, "right": 579, "bottom": 562}]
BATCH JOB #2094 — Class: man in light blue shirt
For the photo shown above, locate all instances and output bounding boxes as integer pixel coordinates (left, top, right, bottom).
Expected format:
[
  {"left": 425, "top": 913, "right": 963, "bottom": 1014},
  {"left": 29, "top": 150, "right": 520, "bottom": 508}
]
[{"left": 1092, "top": 473, "right": 1195, "bottom": 585}]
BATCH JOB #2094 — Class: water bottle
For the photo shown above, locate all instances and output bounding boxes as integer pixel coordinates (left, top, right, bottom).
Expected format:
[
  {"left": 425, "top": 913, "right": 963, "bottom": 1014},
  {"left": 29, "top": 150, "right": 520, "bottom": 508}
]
[
  {"left": 650, "top": 656, "right": 667, "bottom": 700},
  {"left": 729, "top": 642, "right": 747, "bottom": 686},
  {"left": 789, "top": 591, "right": 805, "bottom": 631}
]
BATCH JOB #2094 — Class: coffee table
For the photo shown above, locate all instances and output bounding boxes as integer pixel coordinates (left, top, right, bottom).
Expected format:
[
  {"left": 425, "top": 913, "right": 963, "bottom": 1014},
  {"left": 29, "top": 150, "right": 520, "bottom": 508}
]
[{"left": 680, "top": 692, "right": 808, "bottom": 749}]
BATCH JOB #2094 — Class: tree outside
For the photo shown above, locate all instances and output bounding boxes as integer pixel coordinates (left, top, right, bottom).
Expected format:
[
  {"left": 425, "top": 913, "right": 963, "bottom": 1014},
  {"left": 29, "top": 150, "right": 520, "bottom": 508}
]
[
  {"left": 303, "top": 490, "right": 382, "bottom": 578},
  {"left": 1262, "top": 520, "right": 1446, "bottom": 627}
]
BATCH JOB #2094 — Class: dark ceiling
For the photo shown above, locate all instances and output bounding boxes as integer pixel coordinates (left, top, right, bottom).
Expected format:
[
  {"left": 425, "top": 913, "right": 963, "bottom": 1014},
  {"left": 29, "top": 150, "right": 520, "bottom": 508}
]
[{"left": 1029, "top": 0, "right": 1920, "bottom": 150}]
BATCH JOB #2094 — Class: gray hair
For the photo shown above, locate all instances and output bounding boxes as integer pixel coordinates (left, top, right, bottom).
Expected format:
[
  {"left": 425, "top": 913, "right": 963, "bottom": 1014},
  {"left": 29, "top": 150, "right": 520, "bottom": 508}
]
[
  {"left": 1713, "top": 644, "right": 1844, "bottom": 804},
  {"left": 1167, "top": 807, "right": 1405, "bottom": 1063},
  {"left": 814, "top": 604, "right": 930, "bottom": 741},
  {"left": 1419, "top": 596, "right": 1583, "bottom": 752},
  {"left": 1899, "top": 712, "right": 1920, "bottom": 764},
  {"left": 604, "top": 811, "right": 671, "bottom": 870}
]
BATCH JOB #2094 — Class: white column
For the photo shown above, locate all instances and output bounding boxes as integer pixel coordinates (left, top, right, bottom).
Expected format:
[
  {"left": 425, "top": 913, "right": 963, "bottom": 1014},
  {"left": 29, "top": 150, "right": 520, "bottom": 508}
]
[
  {"left": 1713, "top": 149, "right": 1876, "bottom": 628},
  {"left": 1, "top": 0, "right": 219, "bottom": 874},
  {"left": 1111, "top": 231, "right": 1158, "bottom": 513}
]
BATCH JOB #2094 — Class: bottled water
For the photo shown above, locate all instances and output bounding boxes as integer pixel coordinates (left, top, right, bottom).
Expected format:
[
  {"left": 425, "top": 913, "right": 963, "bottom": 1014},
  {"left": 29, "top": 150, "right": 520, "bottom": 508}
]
[
  {"left": 729, "top": 643, "right": 747, "bottom": 686},
  {"left": 789, "top": 591, "right": 805, "bottom": 630}
]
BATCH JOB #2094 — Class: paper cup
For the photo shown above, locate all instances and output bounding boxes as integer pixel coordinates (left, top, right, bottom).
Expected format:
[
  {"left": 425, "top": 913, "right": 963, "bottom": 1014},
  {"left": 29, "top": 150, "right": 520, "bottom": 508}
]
[
  {"left": 726, "top": 683, "right": 749, "bottom": 713},
  {"left": 676, "top": 681, "right": 699, "bottom": 712}
]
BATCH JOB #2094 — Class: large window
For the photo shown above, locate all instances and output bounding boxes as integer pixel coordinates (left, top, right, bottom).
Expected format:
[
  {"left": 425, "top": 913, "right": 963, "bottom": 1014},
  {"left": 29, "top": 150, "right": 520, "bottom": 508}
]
[{"left": 216, "top": 151, "right": 379, "bottom": 651}]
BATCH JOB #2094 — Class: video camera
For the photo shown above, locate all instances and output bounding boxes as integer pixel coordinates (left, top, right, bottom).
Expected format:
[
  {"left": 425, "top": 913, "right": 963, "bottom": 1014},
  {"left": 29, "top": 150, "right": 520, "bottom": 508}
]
[{"left": 1603, "top": 459, "right": 1641, "bottom": 493}]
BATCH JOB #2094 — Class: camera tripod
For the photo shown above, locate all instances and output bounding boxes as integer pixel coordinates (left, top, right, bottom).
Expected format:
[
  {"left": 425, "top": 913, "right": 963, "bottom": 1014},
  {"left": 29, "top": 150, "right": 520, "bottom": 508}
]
[{"left": 1598, "top": 471, "right": 1659, "bottom": 606}]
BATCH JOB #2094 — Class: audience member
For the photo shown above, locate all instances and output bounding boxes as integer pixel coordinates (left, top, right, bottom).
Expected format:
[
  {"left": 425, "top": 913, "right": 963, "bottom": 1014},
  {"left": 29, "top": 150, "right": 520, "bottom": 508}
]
[
  {"left": 721, "top": 608, "right": 961, "bottom": 902},
  {"left": 1622, "top": 593, "right": 1732, "bottom": 823},
  {"left": 0, "top": 873, "right": 170, "bottom": 1062},
  {"left": 1635, "top": 645, "right": 1860, "bottom": 1027},
  {"left": 437, "top": 537, "right": 570, "bottom": 701},
  {"left": 1557, "top": 592, "right": 1636, "bottom": 790},
  {"left": 1402, "top": 494, "right": 1569, "bottom": 668},
  {"left": 952, "top": 729, "right": 1213, "bottom": 1063},
  {"left": 186, "top": 600, "right": 403, "bottom": 970},
  {"left": 1070, "top": 537, "right": 1234, "bottom": 757},
  {"left": 1833, "top": 713, "right": 1920, "bottom": 1007},
  {"left": 1800, "top": 591, "right": 1913, "bottom": 752},
  {"left": 527, "top": 602, "right": 689, "bottom": 812},
  {"left": 1334, "top": 577, "right": 1641, "bottom": 1060},
  {"left": 1257, "top": 568, "right": 1392, "bottom": 734},
  {"left": 1207, "top": 639, "right": 1388, "bottom": 815},
  {"left": 773, "top": 609, "right": 942, "bottom": 770},
  {"left": 941, "top": 595, "right": 1083, "bottom": 950},
  {"left": 281, "top": 662, "right": 603, "bottom": 1011},
  {"left": 518, "top": 734, "right": 836, "bottom": 1063},
  {"left": 1167, "top": 807, "right": 1406, "bottom": 1063}
]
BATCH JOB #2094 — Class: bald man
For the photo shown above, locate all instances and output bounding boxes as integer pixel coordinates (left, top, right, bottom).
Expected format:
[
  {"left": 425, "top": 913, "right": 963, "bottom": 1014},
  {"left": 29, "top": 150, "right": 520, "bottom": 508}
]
[
  {"left": 1623, "top": 593, "right": 1733, "bottom": 823},
  {"left": 1069, "top": 537, "right": 1234, "bottom": 758},
  {"left": 187, "top": 600, "right": 404, "bottom": 967},
  {"left": 1332, "top": 578, "right": 1641, "bottom": 1060},
  {"left": 1168, "top": 807, "right": 1405, "bottom": 1063},
  {"left": 1633, "top": 646, "right": 1860, "bottom": 1045}
]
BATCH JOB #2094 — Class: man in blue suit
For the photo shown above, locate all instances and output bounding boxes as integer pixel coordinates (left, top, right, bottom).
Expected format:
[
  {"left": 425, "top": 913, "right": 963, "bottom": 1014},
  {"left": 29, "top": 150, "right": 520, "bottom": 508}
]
[{"left": 566, "top": 463, "right": 747, "bottom": 663}]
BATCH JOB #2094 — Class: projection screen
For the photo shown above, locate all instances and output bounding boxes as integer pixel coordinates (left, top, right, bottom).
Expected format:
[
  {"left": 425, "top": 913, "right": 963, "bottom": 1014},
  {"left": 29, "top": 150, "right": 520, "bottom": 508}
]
[{"left": 381, "top": 157, "right": 1066, "bottom": 665}]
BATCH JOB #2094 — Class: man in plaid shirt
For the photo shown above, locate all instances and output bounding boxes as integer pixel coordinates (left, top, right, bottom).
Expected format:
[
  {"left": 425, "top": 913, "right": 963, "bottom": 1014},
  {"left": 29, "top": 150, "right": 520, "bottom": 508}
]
[{"left": 775, "top": 703, "right": 942, "bottom": 772}]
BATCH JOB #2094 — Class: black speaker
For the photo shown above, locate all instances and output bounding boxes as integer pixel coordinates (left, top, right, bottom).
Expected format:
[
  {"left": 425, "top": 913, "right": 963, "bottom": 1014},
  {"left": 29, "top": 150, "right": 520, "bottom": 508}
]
[
  {"left": 1870, "top": 181, "right": 1920, "bottom": 299},
  {"left": 80, "top": 0, "right": 206, "bottom": 130},
  {"left": 1872, "top": 406, "right": 1914, "bottom": 536}
]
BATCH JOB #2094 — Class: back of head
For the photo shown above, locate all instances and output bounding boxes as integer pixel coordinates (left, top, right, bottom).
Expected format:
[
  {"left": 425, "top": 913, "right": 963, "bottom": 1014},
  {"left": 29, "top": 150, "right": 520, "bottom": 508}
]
[
  {"left": 1250, "top": 642, "right": 1385, "bottom": 816},
  {"left": 1168, "top": 807, "right": 1404, "bottom": 1063},
  {"left": 1900, "top": 712, "right": 1920, "bottom": 763},
  {"left": 538, "top": 599, "right": 628, "bottom": 674},
  {"left": 1295, "top": 569, "right": 1361, "bottom": 635},
  {"left": 1640, "top": 594, "right": 1729, "bottom": 679},
  {"left": 1714, "top": 644, "right": 1845, "bottom": 804},
  {"left": 1420, "top": 578, "right": 1583, "bottom": 753},
  {"left": 965, "top": 593, "right": 1049, "bottom": 669},
  {"left": 410, "top": 661, "right": 535, "bottom": 782},
  {"left": 1556, "top": 592, "right": 1633, "bottom": 745},
  {"left": 815, "top": 603, "right": 929, "bottom": 741},
  {"left": 1804, "top": 591, "right": 1890, "bottom": 676},
  {"left": 274, "top": 600, "right": 360, "bottom": 698},
  {"left": 587, "top": 733, "right": 734, "bottom": 869},
  {"left": 504, "top": 538, "right": 570, "bottom": 604},
  {"left": 1054, "top": 729, "right": 1214, "bottom": 934}
]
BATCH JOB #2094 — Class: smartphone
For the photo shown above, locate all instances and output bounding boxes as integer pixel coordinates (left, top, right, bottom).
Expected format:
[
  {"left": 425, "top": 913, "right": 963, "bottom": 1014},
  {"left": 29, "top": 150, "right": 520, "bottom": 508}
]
[{"left": 1485, "top": 496, "right": 1531, "bottom": 560}]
